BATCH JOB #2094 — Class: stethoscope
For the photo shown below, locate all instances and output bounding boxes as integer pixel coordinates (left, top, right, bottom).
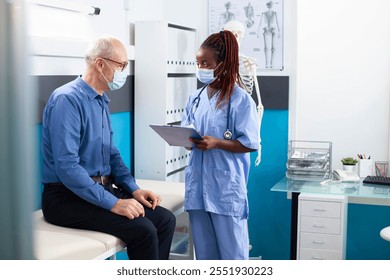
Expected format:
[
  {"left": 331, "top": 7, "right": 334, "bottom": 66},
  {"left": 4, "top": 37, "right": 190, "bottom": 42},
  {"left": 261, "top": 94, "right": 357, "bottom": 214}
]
[{"left": 188, "top": 85, "right": 232, "bottom": 140}]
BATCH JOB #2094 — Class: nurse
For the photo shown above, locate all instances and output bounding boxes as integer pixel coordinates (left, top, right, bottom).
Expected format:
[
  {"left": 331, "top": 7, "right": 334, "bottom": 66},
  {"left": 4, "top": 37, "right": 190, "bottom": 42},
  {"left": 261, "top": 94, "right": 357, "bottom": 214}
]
[{"left": 181, "top": 30, "right": 260, "bottom": 260}]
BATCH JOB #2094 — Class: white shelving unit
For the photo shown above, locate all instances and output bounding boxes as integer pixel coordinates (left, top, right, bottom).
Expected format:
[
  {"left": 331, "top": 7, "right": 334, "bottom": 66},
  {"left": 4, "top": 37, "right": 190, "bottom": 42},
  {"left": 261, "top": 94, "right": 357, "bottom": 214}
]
[
  {"left": 134, "top": 20, "right": 197, "bottom": 182},
  {"left": 134, "top": 20, "right": 197, "bottom": 260},
  {"left": 297, "top": 193, "right": 348, "bottom": 260}
]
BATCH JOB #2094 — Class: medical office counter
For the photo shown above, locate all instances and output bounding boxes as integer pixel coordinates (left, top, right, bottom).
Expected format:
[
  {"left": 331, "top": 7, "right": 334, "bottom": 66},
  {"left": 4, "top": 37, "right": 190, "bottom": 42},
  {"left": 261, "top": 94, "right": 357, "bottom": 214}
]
[{"left": 272, "top": 177, "right": 390, "bottom": 260}]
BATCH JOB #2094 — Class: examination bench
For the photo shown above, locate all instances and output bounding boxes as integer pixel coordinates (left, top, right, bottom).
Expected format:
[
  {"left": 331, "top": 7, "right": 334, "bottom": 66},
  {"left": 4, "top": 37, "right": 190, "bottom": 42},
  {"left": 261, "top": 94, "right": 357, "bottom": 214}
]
[{"left": 32, "top": 179, "right": 185, "bottom": 260}]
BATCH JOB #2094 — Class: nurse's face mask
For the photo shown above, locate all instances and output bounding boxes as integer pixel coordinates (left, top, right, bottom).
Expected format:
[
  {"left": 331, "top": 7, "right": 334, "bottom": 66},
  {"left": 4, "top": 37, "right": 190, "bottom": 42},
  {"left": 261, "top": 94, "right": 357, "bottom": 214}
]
[
  {"left": 196, "top": 62, "right": 222, "bottom": 84},
  {"left": 100, "top": 58, "right": 128, "bottom": 91}
]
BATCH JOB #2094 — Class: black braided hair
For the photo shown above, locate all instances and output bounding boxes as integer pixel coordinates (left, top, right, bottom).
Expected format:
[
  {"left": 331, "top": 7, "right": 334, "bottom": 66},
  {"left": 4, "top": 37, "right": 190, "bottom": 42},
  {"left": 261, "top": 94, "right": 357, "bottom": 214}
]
[{"left": 200, "top": 30, "right": 242, "bottom": 108}]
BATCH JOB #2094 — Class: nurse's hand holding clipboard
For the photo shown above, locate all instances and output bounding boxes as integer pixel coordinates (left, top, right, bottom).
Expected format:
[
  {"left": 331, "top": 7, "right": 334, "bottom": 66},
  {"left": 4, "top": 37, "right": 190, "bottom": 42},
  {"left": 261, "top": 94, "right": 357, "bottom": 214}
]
[
  {"left": 190, "top": 136, "right": 256, "bottom": 153},
  {"left": 189, "top": 136, "right": 217, "bottom": 151}
]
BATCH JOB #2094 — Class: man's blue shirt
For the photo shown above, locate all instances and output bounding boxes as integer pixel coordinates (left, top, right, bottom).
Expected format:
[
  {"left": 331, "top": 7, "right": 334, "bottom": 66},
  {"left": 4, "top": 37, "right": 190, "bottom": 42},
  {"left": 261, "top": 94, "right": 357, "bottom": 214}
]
[{"left": 41, "top": 77, "right": 139, "bottom": 210}]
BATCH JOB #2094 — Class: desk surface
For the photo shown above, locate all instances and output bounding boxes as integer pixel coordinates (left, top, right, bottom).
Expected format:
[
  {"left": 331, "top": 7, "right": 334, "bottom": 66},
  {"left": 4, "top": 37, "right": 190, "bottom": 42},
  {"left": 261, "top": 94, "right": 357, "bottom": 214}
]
[{"left": 272, "top": 177, "right": 390, "bottom": 200}]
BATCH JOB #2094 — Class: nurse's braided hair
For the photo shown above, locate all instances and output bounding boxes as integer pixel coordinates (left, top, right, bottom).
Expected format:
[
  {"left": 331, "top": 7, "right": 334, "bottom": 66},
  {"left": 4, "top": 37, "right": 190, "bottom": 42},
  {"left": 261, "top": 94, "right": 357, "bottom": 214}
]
[{"left": 200, "top": 30, "right": 242, "bottom": 108}]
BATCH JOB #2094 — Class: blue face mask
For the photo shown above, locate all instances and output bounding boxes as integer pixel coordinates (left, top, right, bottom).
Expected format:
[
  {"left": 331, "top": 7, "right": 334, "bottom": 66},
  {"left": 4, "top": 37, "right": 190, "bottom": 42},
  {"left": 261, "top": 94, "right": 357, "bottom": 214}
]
[
  {"left": 196, "top": 62, "right": 222, "bottom": 84},
  {"left": 102, "top": 60, "right": 128, "bottom": 91}
]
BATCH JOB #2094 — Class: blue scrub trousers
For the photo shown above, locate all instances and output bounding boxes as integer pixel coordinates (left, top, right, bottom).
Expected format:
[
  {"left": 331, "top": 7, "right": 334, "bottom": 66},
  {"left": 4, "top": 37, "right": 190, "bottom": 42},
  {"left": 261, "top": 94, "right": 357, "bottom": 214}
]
[{"left": 188, "top": 210, "right": 249, "bottom": 260}]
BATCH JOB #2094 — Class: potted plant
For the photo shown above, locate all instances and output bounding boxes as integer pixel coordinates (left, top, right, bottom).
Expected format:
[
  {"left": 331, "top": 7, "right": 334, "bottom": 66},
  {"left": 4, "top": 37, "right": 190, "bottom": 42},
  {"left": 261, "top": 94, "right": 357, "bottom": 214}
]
[{"left": 341, "top": 157, "right": 358, "bottom": 171}]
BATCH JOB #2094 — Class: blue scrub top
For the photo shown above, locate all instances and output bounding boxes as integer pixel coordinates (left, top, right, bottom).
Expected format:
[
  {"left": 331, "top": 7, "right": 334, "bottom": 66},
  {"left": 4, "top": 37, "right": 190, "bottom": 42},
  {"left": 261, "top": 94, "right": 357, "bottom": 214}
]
[{"left": 181, "top": 84, "right": 260, "bottom": 218}]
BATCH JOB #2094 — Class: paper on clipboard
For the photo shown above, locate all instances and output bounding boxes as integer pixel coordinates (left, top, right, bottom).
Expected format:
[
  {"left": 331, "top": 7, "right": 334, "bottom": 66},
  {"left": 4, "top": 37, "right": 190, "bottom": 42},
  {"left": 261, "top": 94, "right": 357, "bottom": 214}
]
[{"left": 149, "top": 125, "right": 203, "bottom": 147}]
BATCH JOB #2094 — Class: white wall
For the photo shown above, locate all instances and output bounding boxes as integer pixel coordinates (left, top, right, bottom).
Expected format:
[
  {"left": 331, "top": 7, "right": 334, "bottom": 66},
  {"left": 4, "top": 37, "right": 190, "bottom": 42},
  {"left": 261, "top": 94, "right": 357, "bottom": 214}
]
[
  {"left": 27, "top": 0, "right": 131, "bottom": 75},
  {"left": 130, "top": 0, "right": 208, "bottom": 49},
  {"left": 27, "top": 0, "right": 390, "bottom": 172},
  {"left": 27, "top": 0, "right": 209, "bottom": 75},
  {"left": 293, "top": 0, "right": 390, "bottom": 169}
]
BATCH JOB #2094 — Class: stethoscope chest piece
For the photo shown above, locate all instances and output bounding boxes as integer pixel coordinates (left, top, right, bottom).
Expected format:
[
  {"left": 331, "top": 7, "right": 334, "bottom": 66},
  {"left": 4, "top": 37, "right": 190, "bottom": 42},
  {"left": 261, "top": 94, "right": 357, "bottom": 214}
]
[
  {"left": 223, "top": 129, "right": 232, "bottom": 140},
  {"left": 190, "top": 85, "right": 233, "bottom": 140}
]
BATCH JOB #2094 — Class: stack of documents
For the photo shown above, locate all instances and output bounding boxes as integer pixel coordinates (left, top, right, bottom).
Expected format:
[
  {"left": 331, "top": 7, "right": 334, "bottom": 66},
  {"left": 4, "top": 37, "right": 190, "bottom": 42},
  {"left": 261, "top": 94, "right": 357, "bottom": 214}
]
[{"left": 286, "top": 141, "right": 332, "bottom": 181}]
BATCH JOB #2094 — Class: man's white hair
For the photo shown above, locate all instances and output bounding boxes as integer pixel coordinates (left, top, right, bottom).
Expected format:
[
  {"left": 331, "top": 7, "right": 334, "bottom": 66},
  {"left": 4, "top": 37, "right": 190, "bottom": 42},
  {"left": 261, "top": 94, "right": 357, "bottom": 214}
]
[{"left": 85, "top": 36, "right": 115, "bottom": 66}]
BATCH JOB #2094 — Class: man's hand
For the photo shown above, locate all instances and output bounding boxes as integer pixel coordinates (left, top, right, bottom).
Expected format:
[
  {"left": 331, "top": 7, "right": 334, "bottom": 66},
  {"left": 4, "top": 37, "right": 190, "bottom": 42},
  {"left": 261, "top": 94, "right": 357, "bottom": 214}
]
[
  {"left": 111, "top": 198, "right": 145, "bottom": 220},
  {"left": 132, "top": 189, "right": 161, "bottom": 210}
]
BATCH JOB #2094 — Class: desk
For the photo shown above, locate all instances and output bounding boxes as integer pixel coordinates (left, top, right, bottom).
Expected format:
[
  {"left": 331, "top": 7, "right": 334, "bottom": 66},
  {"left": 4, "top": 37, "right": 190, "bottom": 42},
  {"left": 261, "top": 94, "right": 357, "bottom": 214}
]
[{"left": 272, "top": 177, "right": 390, "bottom": 259}]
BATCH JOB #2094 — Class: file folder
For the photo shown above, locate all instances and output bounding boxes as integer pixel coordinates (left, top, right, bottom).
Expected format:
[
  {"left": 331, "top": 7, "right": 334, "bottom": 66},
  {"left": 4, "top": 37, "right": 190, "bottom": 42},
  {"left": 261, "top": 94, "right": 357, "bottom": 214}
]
[{"left": 149, "top": 125, "right": 202, "bottom": 147}]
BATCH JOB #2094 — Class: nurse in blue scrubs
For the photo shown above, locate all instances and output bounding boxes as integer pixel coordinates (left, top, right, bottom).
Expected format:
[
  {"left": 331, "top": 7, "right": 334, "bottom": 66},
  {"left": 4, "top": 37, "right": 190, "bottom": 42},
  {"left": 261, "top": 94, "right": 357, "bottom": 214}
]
[{"left": 181, "top": 30, "right": 260, "bottom": 260}]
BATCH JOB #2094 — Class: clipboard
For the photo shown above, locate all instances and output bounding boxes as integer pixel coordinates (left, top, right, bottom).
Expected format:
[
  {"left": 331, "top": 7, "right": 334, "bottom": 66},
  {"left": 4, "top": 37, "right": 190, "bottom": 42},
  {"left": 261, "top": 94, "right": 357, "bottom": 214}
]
[{"left": 150, "top": 125, "right": 202, "bottom": 147}]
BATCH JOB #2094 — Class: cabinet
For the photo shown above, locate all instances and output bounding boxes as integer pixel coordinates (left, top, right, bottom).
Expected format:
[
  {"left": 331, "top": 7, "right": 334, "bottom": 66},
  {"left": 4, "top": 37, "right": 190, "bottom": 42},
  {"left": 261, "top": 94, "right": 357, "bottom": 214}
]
[
  {"left": 297, "top": 194, "right": 347, "bottom": 260},
  {"left": 134, "top": 20, "right": 197, "bottom": 182},
  {"left": 134, "top": 21, "right": 197, "bottom": 259}
]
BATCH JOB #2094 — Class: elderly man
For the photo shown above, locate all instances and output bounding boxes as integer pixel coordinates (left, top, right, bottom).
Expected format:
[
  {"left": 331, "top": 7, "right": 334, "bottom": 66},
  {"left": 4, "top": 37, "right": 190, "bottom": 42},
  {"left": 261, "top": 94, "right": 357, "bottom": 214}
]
[{"left": 41, "top": 36, "right": 175, "bottom": 260}]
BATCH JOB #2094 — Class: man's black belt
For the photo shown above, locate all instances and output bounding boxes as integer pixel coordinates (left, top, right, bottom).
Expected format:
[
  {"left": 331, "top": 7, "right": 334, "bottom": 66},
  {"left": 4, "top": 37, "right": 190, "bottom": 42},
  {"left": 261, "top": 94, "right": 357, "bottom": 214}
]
[
  {"left": 90, "top": 175, "right": 111, "bottom": 185},
  {"left": 46, "top": 175, "right": 112, "bottom": 187}
]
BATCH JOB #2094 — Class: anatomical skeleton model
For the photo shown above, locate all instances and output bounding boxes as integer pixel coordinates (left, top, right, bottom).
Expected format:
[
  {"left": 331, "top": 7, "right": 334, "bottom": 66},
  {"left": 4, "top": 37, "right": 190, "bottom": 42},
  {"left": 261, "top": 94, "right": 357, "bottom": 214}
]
[{"left": 224, "top": 20, "right": 264, "bottom": 166}]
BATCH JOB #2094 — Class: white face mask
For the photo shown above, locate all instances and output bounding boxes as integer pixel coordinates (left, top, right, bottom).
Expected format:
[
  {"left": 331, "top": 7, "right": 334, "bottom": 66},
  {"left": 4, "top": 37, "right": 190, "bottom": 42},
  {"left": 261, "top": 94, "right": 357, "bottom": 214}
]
[
  {"left": 101, "top": 60, "right": 128, "bottom": 91},
  {"left": 196, "top": 62, "right": 222, "bottom": 84}
]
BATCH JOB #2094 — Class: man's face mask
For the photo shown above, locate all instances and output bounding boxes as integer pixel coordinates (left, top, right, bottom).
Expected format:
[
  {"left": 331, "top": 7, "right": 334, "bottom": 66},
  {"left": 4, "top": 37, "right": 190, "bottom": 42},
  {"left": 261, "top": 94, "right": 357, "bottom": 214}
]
[{"left": 101, "top": 59, "right": 128, "bottom": 91}]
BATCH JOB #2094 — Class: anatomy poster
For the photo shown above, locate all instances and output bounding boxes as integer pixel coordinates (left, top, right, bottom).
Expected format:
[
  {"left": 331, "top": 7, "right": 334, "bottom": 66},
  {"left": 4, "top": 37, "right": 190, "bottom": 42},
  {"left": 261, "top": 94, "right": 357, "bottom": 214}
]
[{"left": 208, "top": 0, "right": 284, "bottom": 71}]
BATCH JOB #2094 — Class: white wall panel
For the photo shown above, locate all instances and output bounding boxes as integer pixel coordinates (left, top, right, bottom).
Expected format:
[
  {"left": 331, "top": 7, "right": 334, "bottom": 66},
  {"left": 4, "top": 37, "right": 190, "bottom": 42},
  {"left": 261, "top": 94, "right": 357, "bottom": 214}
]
[
  {"left": 27, "top": 0, "right": 133, "bottom": 75},
  {"left": 294, "top": 0, "right": 390, "bottom": 170}
]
